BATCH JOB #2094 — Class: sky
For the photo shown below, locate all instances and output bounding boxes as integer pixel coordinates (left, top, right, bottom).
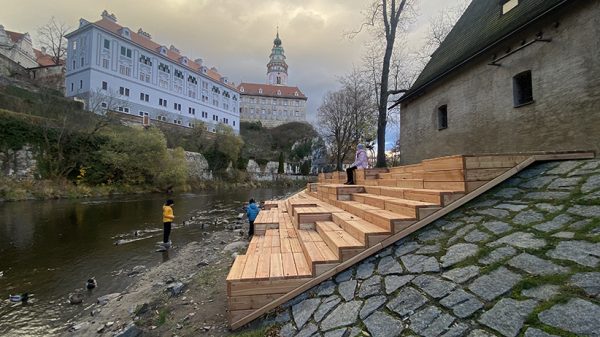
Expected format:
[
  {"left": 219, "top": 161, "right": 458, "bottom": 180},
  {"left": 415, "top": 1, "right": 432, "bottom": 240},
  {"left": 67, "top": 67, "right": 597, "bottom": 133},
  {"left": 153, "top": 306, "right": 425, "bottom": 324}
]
[{"left": 1, "top": 0, "right": 466, "bottom": 149}]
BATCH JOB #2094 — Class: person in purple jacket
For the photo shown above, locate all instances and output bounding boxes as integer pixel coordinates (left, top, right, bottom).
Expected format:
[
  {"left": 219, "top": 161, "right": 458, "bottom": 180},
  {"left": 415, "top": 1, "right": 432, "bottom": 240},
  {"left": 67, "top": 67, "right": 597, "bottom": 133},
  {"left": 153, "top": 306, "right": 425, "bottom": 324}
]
[{"left": 344, "top": 144, "right": 368, "bottom": 185}]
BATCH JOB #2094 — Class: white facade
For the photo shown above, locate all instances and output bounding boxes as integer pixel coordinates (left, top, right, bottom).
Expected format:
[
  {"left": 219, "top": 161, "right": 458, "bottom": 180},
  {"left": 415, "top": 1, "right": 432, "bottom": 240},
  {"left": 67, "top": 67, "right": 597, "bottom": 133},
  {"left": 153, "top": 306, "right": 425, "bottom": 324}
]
[
  {"left": 65, "top": 13, "right": 240, "bottom": 133},
  {"left": 0, "top": 25, "right": 38, "bottom": 68}
]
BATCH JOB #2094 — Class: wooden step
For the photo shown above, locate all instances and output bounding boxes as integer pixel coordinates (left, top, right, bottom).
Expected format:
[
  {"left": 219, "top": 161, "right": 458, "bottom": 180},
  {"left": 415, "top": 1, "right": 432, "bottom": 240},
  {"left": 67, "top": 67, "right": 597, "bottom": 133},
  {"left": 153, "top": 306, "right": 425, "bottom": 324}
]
[
  {"left": 364, "top": 186, "right": 463, "bottom": 206},
  {"left": 351, "top": 193, "right": 439, "bottom": 219},
  {"left": 336, "top": 201, "right": 415, "bottom": 232},
  {"left": 315, "top": 221, "right": 364, "bottom": 261},
  {"left": 332, "top": 213, "right": 390, "bottom": 247},
  {"left": 297, "top": 229, "right": 339, "bottom": 275}
]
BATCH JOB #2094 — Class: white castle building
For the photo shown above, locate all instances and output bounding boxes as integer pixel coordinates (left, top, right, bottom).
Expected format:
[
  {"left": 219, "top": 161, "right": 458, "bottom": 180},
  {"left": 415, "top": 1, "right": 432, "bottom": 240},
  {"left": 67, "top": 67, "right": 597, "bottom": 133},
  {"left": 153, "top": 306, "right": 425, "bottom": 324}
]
[{"left": 65, "top": 11, "right": 240, "bottom": 133}]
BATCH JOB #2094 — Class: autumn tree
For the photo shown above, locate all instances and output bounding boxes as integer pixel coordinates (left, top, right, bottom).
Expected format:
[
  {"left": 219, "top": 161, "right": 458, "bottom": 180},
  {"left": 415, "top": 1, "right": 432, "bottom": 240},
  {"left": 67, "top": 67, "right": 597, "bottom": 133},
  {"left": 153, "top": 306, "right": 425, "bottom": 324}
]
[
  {"left": 38, "top": 17, "right": 70, "bottom": 65},
  {"left": 318, "top": 69, "right": 376, "bottom": 171}
]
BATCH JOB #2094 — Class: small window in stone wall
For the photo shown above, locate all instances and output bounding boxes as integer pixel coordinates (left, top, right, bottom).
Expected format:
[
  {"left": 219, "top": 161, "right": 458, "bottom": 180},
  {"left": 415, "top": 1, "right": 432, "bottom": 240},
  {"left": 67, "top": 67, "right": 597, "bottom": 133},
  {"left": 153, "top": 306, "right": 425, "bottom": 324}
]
[
  {"left": 513, "top": 70, "right": 533, "bottom": 107},
  {"left": 437, "top": 105, "right": 448, "bottom": 130}
]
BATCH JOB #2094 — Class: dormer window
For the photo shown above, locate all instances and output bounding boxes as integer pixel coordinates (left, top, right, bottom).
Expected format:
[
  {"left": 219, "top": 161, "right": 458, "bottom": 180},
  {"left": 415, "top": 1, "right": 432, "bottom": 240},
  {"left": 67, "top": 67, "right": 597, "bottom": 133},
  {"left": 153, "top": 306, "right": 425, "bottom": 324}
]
[
  {"left": 294, "top": 91, "right": 299, "bottom": 97},
  {"left": 502, "top": 0, "right": 519, "bottom": 14},
  {"left": 277, "top": 90, "right": 282, "bottom": 96},
  {"left": 258, "top": 88, "right": 263, "bottom": 94},
  {"left": 240, "top": 87, "right": 244, "bottom": 93},
  {"left": 120, "top": 28, "right": 131, "bottom": 39},
  {"left": 159, "top": 46, "right": 168, "bottom": 55},
  {"left": 201, "top": 66, "right": 207, "bottom": 74},
  {"left": 180, "top": 57, "right": 188, "bottom": 65}
]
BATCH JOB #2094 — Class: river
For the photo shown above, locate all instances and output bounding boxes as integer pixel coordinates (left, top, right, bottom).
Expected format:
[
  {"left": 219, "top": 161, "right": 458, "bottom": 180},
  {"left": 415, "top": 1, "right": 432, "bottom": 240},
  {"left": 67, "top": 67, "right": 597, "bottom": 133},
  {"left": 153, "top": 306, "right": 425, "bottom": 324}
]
[{"left": 0, "top": 187, "right": 296, "bottom": 336}]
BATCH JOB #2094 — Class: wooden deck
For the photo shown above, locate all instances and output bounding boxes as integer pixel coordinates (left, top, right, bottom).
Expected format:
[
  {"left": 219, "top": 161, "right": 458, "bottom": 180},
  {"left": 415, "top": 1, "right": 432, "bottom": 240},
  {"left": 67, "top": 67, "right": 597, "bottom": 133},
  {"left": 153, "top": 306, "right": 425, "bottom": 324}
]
[{"left": 226, "top": 152, "right": 595, "bottom": 328}]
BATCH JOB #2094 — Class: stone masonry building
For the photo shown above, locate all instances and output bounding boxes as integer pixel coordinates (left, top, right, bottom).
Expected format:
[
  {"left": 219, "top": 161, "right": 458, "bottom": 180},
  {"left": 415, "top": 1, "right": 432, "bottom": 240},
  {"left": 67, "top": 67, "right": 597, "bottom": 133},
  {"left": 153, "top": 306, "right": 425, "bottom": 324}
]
[
  {"left": 396, "top": 0, "right": 600, "bottom": 164},
  {"left": 237, "top": 31, "right": 308, "bottom": 128}
]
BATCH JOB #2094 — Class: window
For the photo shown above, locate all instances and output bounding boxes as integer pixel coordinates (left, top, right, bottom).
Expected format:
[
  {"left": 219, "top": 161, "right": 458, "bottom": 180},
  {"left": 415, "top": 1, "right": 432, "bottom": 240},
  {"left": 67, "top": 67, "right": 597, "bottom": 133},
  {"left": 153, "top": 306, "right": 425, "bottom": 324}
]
[
  {"left": 258, "top": 88, "right": 263, "bottom": 94},
  {"left": 139, "top": 55, "right": 152, "bottom": 66},
  {"left": 103, "top": 39, "right": 110, "bottom": 49},
  {"left": 233, "top": 121, "right": 236, "bottom": 127},
  {"left": 119, "top": 87, "right": 129, "bottom": 96},
  {"left": 118, "top": 107, "right": 130, "bottom": 113},
  {"left": 189, "top": 107, "right": 195, "bottom": 115},
  {"left": 73, "top": 41, "right": 77, "bottom": 50},
  {"left": 173, "top": 103, "right": 182, "bottom": 111},
  {"left": 159, "top": 98, "right": 167, "bottom": 107},
  {"left": 212, "top": 114, "right": 218, "bottom": 121},
  {"left": 513, "top": 70, "right": 533, "bottom": 107},
  {"left": 202, "top": 111, "right": 208, "bottom": 118},
  {"left": 101, "top": 81, "right": 107, "bottom": 90},
  {"left": 119, "top": 65, "right": 131, "bottom": 77},
  {"left": 139, "top": 93, "right": 149, "bottom": 102},
  {"left": 72, "top": 60, "right": 76, "bottom": 70},
  {"left": 101, "top": 102, "right": 107, "bottom": 108},
  {"left": 80, "top": 57, "right": 84, "bottom": 67},
  {"left": 102, "top": 58, "right": 109, "bottom": 69},
  {"left": 79, "top": 80, "right": 83, "bottom": 89},
  {"left": 277, "top": 77, "right": 281, "bottom": 85},
  {"left": 502, "top": 0, "right": 519, "bottom": 14},
  {"left": 437, "top": 105, "right": 448, "bottom": 130},
  {"left": 223, "top": 118, "right": 229, "bottom": 124},
  {"left": 139, "top": 72, "right": 150, "bottom": 83},
  {"left": 120, "top": 46, "right": 132, "bottom": 58}
]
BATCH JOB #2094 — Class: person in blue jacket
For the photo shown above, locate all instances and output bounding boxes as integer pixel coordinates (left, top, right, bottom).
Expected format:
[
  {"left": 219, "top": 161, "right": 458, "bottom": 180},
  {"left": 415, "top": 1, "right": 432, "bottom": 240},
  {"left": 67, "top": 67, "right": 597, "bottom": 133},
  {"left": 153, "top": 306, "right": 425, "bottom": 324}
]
[{"left": 246, "top": 198, "right": 260, "bottom": 238}]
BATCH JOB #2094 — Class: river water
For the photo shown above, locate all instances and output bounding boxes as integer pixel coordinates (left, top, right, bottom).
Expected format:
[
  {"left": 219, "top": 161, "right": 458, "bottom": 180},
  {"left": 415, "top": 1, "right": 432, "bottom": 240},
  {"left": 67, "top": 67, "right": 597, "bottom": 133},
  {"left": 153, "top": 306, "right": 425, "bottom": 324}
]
[{"left": 0, "top": 187, "right": 296, "bottom": 336}]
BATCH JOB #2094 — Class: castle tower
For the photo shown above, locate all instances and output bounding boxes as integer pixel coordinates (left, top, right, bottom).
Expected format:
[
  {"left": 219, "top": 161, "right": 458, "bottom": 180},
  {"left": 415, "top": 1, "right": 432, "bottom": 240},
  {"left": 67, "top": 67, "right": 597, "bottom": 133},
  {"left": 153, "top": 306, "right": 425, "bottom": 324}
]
[{"left": 267, "top": 29, "right": 288, "bottom": 86}]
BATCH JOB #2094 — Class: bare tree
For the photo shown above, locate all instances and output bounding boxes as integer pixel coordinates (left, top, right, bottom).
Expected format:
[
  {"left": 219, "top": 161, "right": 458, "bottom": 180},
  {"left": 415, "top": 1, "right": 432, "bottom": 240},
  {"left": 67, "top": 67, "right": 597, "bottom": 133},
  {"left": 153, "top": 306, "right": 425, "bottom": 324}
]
[
  {"left": 318, "top": 69, "right": 376, "bottom": 170},
  {"left": 38, "top": 17, "right": 70, "bottom": 65},
  {"left": 88, "top": 88, "right": 124, "bottom": 116},
  {"left": 350, "top": 0, "right": 414, "bottom": 167}
]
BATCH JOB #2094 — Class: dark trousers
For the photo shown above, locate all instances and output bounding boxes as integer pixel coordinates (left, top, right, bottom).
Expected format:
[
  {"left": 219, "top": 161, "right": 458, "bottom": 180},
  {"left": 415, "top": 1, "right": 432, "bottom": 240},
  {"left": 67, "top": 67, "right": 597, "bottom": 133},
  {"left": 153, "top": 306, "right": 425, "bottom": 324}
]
[
  {"left": 249, "top": 220, "right": 255, "bottom": 237},
  {"left": 346, "top": 166, "right": 357, "bottom": 184},
  {"left": 163, "top": 222, "right": 172, "bottom": 243}
]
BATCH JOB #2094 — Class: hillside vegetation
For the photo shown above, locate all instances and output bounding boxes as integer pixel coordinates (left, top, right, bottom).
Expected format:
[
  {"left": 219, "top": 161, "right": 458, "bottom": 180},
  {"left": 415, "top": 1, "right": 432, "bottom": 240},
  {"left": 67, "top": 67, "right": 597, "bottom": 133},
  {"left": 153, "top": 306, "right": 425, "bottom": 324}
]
[{"left": 0, "top": 81, "right": 313, "bottom": 200}]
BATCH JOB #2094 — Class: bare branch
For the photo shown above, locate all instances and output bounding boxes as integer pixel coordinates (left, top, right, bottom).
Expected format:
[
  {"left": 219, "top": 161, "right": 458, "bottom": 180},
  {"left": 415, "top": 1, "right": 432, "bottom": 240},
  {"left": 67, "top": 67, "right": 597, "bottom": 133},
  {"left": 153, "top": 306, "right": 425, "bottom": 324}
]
[{"left": 38, "top": 17, "right": 70, "bottom": 65}]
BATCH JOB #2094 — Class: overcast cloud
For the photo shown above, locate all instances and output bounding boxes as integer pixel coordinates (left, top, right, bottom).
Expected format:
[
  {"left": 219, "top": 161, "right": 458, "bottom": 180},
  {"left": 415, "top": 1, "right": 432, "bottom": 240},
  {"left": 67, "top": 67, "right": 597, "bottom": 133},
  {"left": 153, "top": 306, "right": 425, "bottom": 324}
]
[{"left": 2, "top": 0, "right": 466, "bottom": 147}]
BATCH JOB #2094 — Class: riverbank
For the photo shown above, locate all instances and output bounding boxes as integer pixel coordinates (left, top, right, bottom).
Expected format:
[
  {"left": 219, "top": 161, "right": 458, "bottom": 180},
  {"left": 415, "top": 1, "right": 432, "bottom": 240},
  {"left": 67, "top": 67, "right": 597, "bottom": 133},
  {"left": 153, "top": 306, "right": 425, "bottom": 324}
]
[
  {"left": 65, "top": 216, "right": 250, "bottom": 336},
  {"left": 0, "top": 177, "right": 310, "bottom": 202}
]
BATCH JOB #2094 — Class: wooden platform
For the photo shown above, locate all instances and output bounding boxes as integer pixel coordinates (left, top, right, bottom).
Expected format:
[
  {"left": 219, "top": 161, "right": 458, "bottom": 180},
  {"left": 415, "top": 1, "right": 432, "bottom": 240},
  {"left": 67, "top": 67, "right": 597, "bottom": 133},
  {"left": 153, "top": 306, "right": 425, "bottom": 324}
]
[{"left": 226, "top": 152, "right": 595, "bottom": 328}]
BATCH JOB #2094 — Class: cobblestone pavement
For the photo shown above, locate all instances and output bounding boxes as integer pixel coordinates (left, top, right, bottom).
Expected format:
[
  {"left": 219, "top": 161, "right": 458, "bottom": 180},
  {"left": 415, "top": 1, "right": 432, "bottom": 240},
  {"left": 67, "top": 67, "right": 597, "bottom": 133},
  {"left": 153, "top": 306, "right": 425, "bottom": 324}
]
[{"left": 257, "top": 159, "right": 600, "bottom": 337}]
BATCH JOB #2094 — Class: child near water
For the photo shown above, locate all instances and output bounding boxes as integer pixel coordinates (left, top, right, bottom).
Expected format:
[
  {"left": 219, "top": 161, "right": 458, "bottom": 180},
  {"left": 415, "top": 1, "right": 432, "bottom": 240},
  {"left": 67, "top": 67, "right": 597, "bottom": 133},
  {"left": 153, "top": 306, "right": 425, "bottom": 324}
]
[
  {"left": 246, "top": 199, "right": 260, "bottom": 238},
  {"left": 162, "top": 199, "right": 175, "bottom": 247}
]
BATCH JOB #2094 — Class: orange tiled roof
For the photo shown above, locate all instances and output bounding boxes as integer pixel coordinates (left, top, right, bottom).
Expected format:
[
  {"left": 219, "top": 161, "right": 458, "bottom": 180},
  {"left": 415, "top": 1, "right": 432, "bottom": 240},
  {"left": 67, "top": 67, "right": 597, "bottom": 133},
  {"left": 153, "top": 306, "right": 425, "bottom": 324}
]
[
  {"left": 237, "top": 82, "right": 307, "bottom": 100},
  {"left": 33, "top": 48, "right": 63, "bottom": 66},
  {"left": 91, "top": 18, "right": 237, "bottom": 91}
]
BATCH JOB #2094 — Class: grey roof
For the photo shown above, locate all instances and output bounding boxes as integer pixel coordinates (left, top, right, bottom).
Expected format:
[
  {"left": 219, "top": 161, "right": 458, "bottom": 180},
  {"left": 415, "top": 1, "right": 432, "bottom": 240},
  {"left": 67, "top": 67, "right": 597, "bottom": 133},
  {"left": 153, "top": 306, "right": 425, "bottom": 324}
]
[{"left": 397, "top": 0, "right": 571, "bottom": 104}]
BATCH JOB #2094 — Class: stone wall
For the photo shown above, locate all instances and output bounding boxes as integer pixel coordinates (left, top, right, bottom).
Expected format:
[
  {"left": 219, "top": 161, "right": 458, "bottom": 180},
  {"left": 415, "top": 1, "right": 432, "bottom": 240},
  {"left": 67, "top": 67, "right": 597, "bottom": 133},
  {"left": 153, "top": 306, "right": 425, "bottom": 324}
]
[
  {"left": 399, "top": 1, "right": 600, "bottom": 164},
  {"left": 246, "top": 159, "right": 305, "bottom": 181},
  {"left": 0, "top": 146, "right": 37, "bottom": 179},
  {"left": 0, "top": 53, "right": 28, "bottom": 78}
]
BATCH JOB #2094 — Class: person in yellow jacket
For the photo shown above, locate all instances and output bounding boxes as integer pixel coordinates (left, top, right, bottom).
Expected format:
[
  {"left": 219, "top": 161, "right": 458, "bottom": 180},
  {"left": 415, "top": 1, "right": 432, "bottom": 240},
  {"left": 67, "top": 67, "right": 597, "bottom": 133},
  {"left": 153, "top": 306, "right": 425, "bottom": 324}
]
[{"left": 162, "top": 199, "right": 175, "bottom": 247}]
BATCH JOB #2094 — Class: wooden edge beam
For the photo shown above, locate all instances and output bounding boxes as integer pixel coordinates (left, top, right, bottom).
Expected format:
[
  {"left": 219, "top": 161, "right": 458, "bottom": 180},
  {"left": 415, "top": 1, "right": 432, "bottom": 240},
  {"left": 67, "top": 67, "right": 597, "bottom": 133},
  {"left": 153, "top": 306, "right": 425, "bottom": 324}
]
[{"left": 229, "top": 151, "right": 595, "bottom": 330}]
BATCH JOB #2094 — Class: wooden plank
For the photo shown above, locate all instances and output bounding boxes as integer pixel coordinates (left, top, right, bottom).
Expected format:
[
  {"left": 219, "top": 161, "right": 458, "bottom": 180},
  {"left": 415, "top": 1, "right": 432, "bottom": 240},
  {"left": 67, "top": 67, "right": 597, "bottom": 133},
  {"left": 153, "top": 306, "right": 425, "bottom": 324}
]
[
  {"left": 465, "top": 168, "right": 509, "bottom": 181},
  {"left": 293, "top": 252, "right": 312, "bottom": 276},
  {"left": 422, "top": 155, "right": 464, "bottom": 171},
  {"left": 226, "top": 255, "right": 248, "bottom": 282},
  {"left": 466, "top": 181, "right": 488, "bottom": 192},
  {"left": 228, "top": 278, "right": 313, "bottom": 297},
  {"left": 240, "top": 255, "right": 259, "bottom": 280},
  {"left": 424, "top": 181, "right": 466, "bottom": 191},
  {"left": 424, "top": 169, "right": 465, "bottom": 182},
  {"left": 270, "top": 254, "right": 284, "bottom": 278},
  {"left": 255, "top": 254, "right": 271, "bottom": 279},
  {"left": 281, "top": 253, "right": 298, "bottom": 277},
  {"left": 228, "top": 293, "right": 282, "bottom": 311},
  {"left": 464, "top": 155, "right": 529, "bottom": 169}
]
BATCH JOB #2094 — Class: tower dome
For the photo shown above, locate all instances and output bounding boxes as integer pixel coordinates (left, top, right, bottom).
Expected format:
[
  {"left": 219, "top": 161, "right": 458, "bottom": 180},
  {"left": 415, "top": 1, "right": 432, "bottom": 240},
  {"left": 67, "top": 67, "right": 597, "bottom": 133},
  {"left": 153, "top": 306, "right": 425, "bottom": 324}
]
[{"left": 267, "top": 29, "right": 288, "bottom": 86}]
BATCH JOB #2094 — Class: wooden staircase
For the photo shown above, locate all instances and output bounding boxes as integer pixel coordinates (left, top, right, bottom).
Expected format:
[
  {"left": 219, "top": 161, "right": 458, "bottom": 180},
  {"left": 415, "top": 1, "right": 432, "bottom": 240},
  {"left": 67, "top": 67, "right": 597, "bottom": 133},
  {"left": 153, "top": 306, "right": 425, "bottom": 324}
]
[{"left": 226, "top": 152, "right": 595, "bottom": 329}]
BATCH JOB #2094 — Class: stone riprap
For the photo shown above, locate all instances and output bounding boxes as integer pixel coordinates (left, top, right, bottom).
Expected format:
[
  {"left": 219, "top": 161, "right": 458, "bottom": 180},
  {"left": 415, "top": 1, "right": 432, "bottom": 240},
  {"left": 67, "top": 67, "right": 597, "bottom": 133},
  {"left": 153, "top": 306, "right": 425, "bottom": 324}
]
[{"left": 254, "top": 160, "right": 600, "bottom": 337}]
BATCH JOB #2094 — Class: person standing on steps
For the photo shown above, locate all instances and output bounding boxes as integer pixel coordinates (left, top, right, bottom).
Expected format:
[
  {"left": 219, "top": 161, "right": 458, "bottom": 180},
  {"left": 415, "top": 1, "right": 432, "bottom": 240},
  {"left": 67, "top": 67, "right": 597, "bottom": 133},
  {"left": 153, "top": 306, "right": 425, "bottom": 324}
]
[
  {"left": 162, "top": 199, "right": 175, "bottom": 247},
  {"left": 344, "top": 144, "right": 368, "bottom": 185},
  {"left": 246, "top": 198, "right": 260, "bottom": 238}
]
